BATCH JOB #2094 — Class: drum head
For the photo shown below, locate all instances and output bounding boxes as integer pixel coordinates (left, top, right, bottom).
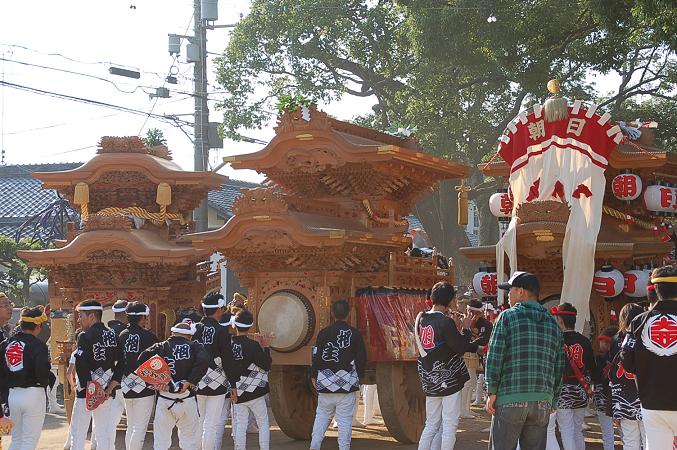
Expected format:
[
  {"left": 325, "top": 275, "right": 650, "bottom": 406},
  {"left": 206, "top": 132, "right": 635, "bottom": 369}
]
[{"left": 258, "top": 290, "right": 314, "bottom": 352}]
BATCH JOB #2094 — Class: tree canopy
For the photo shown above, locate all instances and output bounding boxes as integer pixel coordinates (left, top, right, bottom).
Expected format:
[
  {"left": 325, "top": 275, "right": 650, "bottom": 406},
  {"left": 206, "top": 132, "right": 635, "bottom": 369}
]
[
  {"left": 213, "top": 0, "right": 676, "bottom": 278},
  {"left": 0, "top": 236, "right": 46, "bottom": 306}
]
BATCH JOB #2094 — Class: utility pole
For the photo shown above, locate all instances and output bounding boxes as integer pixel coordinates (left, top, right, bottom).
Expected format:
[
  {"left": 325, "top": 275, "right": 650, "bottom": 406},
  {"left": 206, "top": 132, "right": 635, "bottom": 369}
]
[{"left": 193, "top": 0, "right": 210, "bottom": 232}]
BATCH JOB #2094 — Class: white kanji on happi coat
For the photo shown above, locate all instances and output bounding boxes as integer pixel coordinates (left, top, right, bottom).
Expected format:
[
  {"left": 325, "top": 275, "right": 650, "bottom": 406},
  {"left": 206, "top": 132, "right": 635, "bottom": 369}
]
[{"left": 496, "top": 99, "right": 623, "bottom": 330}]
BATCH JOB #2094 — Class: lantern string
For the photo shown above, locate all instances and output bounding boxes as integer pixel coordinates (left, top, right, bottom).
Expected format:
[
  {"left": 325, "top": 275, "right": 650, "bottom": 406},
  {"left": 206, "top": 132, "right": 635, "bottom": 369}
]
[{"left": 621, "top": 136, "right": 662, "bottom": 159}]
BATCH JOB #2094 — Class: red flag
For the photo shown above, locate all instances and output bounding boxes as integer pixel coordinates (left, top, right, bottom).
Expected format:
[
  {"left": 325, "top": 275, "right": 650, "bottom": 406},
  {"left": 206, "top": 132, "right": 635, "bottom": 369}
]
[
  {"left": 85, "top": 380, "right": 106, "bottom": 411},
  {"left": 135, "top": 355, "right": 172, "bottom": 387}
]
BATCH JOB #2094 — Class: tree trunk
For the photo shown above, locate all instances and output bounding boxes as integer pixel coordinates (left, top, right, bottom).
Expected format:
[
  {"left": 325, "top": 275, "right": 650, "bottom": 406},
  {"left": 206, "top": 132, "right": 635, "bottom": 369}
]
[
  {"left": 475, "top": 191, "right": 499, "bottom": 246},
  {"left": 412, "top": 180, "right": 477, "bottom": 285}
]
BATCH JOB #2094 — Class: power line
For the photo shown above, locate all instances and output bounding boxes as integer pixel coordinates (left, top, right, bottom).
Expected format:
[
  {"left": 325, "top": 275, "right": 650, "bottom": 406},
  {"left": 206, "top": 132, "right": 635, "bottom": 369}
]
[{"left": 0, "top": 80, "right": 193, "bottom": 126}]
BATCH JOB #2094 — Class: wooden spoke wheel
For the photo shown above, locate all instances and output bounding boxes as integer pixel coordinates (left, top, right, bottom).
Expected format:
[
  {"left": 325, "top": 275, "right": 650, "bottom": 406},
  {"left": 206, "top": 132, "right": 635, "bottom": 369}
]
[
  {"left": 268, "top": 365, "right": 318, "bottom": 440},
  {"left": 376, "top": 361, "right": 426, "bottom": 444}
]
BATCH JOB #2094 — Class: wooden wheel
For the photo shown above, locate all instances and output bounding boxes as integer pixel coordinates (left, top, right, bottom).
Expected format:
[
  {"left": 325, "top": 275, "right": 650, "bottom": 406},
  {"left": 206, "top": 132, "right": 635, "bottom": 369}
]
[
  {"left": 376, "top": 361, "right": 426, "bottom": 444},
  {"left": 268, "top": 365, "right": 318, "bottom": 440}
]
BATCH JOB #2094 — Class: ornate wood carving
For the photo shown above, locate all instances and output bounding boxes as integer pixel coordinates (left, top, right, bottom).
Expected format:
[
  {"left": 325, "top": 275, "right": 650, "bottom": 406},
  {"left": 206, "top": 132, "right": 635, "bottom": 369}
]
[
  {"left": 82, "top": 214, "right": 132, "bottom": 232},
  {"left": 516, "top": 200, "right": 571, "bottom": 224},
  {"left": 274, "top": 105, "right": 331, "bottom": 134},
  {"left": 232, "top": 188, "right": 288, "bottom": 215},
  {"left": 98, "top": 136, "right": 172, "bottom": 160},
  {"left": 280, "top": 147, "right": 345, "bottom": 173},
  {"left": 234, "top": 229, "right": 297, "bottom": 253}
]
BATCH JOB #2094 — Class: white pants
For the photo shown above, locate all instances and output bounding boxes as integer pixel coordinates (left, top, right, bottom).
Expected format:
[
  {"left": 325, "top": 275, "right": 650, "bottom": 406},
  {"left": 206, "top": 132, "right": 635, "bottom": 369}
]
[
  {"left": 233, "top": 395, "right": 269, "bottom": 450},
  {"left": 8, "top": 387, "right": 46, "bottom": 450},
  {"left": 620, "top": 418, "right": 646, "bottom": 450},
  {"left": 110, "top": 392, "right": 125, "bottom": 443},
  {"left": 153, "top": 395, "right": 200, "bottom": 450},
  {"left": 69, "top": 396, "right": 116, "bottom": 450},
  {"left": 197, "top": 394, "right": 226, "bottom": 450},
  {"left": 556, "top": 408, "right": 586, "bottom": 450},
  {"left": 311, "top": 392, "right": 356, "bottom": 450},
  {"left": 461, "top": 367, "right": 477, "bottom": 414},
  {"left": 547, "top": 411, "right": 560, "bottom": 450},
  {"left": 214, "top": 397, "right": 232, "bottom": 450},
  {"left": 123, "top": 396, "right": 155, "bottom": 450},
  {"left": 361, "top": 385, "right": 380, "bottom": 424},
  {"left": 597, "top": 412, "right": 614, "bottom": 450},
  {"left": 641, "top": 409, "right": 677, "bottom": 450},
  {"left": 474, "top": 374, "right": 485, "bottom": 404},
  {"left": 417, "top": 390, "right": 462, "bottom": 450}
]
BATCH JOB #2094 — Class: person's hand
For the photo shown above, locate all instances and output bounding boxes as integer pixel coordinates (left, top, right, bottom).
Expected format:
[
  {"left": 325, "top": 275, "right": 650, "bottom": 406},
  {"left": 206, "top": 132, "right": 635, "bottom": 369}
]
[
  {"left": 260, "top": 332, "right": 275, "bottom": 348},
  {"left": 486, "top": 394, "right": 497, "bottom": 415},
  {"left": 152, "top": 383, "right": 169, "bottom": 392},
  {"left": 461, "top": 315, "right": 473, "bottom": 330},
  {"left": 451, "top": 313, "right": 462, "bottom": 330},
  {"left": 231, "top": 388, "right": 238, "bottom": 403},
  {"left": 177, "top": 381, "right": 191, "bottom": 394},
  {"left": 477, "top": 346, "right": 486, "bottom": 356}
]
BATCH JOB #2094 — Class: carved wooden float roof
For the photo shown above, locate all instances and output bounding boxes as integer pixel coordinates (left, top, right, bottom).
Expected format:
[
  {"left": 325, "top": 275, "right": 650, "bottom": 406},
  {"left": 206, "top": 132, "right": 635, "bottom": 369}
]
[
  {"left": 223, "top": 107, "right": 470, "bottom": 202},
  {"left": 32, "top": 137, "right": 227, "bottom": 213},
  {"left": 19, "top": 224, "right": 210, "bottom": 267}
]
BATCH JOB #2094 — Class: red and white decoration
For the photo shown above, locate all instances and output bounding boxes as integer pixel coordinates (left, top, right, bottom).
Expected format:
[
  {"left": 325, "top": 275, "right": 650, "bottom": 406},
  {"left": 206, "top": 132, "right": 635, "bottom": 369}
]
[
  {"left": 644, "top": 184, "right": 677, "bottom": 214},
  {"left": 641, "top": 313, "right": 677, "bottom": 357},
  {"left": 612, "top": 173, "right": 642, "bottom": 201},
  {"left": 495, "top": 100, "right": 623, "bottom": 328},
  {"left": 472, "top": 271, "right": 498, "bottom": 297},
  {"left": 623, "top": 269, "right": 652, "bottom": 298},
  {"left": 593, "top": 268, "right": 625, "bottom": 298},
  {"left": 489, "top": 192, "right": 513, "bottom": 219}
]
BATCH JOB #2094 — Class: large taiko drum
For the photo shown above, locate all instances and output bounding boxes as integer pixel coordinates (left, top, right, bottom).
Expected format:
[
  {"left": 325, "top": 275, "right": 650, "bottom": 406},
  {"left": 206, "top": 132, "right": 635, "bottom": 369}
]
[{"left": 257, "top": 290, "right": 314, "bottom": 352}]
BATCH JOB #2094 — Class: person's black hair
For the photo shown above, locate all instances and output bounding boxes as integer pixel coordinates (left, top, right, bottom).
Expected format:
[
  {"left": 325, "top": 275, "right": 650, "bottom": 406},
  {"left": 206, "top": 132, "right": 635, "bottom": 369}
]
[
  {"left": 647, "top": 286, "right": 658, "bottom": 305},
  {"left": 19, "top": 306, "right": 44, "bottom": 331},
  {"left": 558, "top": 302, "right": 577, "bottom": 329},
  {"left": 234, "top": 309, "right": 254, "bottom": 332},
  {"left": 431, "top": 281, "right": 455, "bottom": 307},
  {"left": 78, "top": 300, "right": 102, "bottom": 321},
  {"left": 652, "top": 264, "right": 677, "bottom": 300},
  {"left": 618, "top": 303, "right": 645, "bottom": 334},
  {"left": 332, "top": 300, "right": 350, "bottom": 321},
  {"left": 126, "top": 301, "right": 147, "bottom": 326},
  {"left": 202, "top": 292, "right": 224, "bottom": 317}
]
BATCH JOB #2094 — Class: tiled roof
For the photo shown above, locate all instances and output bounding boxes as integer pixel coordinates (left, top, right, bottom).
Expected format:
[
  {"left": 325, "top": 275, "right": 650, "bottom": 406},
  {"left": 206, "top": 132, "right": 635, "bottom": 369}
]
[{"left": 207, "top": 179, "right": 262, "bottom": 218}]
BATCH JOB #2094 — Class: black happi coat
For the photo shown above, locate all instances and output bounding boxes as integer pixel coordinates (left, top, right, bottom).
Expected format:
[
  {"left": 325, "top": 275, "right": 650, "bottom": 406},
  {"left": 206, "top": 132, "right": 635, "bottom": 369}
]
[
  {"left": 138, "top": 336, "right": 209, "bottom": 395},
  {"left": 470, "top": 316, "right": 493, "bottom": 348},
  {"left": 0, "top": 332, "right": 51, "bottom": 389},
  {"left": 74, "top": 322, "right": 124, "bottom": 399},
  {"left": 230, "top": 335, "right": 272, "bottom": 403},
  {"left": 557, "top": 330, "right": 599, "bottom": 410},
  {"left": 621, "top": 299, "right": 677, "bottom": 411},
  {"left": 107, "top": 320, "right": 126, "bottom": 337},
  {"left": 193, "top": 316, "right": 235, "bottom": 396},
  {"left": 416, "top": 311, "right": 473, "bottom": 397},
  {"left": 311, "top": 321, "right": 367, "bottom": 394},
  {"left": 119, "top": 324, "right": 159, "bottom": 398},
  {"left": 610, "top": 334, "right": 641, "bottom": 420},
  {"left": 593, "top": 351, "right": 612, "bottom": 414}
]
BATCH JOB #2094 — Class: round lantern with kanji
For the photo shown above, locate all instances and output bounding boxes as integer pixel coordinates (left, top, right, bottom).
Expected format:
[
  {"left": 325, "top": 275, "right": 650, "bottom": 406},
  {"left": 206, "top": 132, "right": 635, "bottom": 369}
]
[
  {"left": 611, "top": 173, "right": 642, "bottom": 201},
  {"left": 472, "top": 271, "right": 498, "bottom": 297},
  {"left": 644, "top": 183, "right": 677, "bottom": 214},
  {"left": 623, "top": 269, "right": 651, "bottom": 298},
  {"left": 489, "top": 192, "right": 513, "bottom": 220},
  {"left": 593, "top": 266, "right": 624, "bottom": 298}
]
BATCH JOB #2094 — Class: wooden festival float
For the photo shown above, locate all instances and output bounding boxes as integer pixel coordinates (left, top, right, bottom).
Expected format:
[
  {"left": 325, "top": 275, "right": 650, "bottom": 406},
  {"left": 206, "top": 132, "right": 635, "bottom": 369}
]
[
  {"left": 18, "top": 136, "right": 225, "bottom": 416},
  {"left": 461, "top": 82, "right": 676, "bottom": 338},
  {"left": 187, "top": 105, "right": 471, "bottom": 442}
]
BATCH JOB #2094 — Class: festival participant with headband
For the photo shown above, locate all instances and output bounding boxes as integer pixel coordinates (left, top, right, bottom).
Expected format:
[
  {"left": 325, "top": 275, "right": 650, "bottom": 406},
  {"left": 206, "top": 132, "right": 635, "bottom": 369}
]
[
  {"left": 137, "top": 321, "right": 209, "bottom": 450},
  {"left": 0, "top": 292, "right": 15, "bottom": 445},
  {"left": 593, "top": 326, "right": 617, "bottom": 450},
  {"left": 610, "top": 303, "right": 646, "bottom": 450},
  {"left": 551, "top": 302, "right": 600, "bottom": 450},
  {"left": 193, "top": 293, "right": 236, "bottom": 450},
  {"left": 214, "top": 310, "right": 236, "bottom": 450},
  {"left": 0, "top": 306, "right": 51, "bottom": 449},
  {"left": 230, "top": 309, "right": 273, "bottom": 450},
  {"left": 70, "top": 300, "right": 124, "bottom": 450},
  {"left": 461, "top": 298, "right": 493, "bottom": 416},
  {"left": 621, "top": 264, "right": 677, "bottom": 450},
  {"left": 118, "top": 302, "right": 158, "bottom": 450},
  {"left": 106, "top": 299, "right": 129, "bottom": 441}
]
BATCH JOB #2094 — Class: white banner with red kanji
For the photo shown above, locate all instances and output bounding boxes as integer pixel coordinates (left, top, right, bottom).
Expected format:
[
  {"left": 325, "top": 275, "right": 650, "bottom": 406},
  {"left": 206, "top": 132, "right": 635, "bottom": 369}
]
[{"left": 496, "top": 101, "right": 623, "bottom": 329}]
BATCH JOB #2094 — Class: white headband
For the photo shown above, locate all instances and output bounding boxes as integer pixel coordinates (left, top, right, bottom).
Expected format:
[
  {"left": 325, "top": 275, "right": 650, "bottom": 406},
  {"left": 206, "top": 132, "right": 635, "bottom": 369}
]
[
  {"left": 127, "top": 306, "right": 150, "bottom": 316},
  {"left": 232, "top": 319, "right": 253, "bottom": 328},
  {"left": 170, "top": 325, "right": 196, "bottom": 335},
  {"left": 201, "top": 298, "right": 226, "bottom": 309},
  {"left": 77, "top": 305, "right": 103, "bottom": 311},
  {"left": 468, "top": 305, "right": 484, "bottom": 312},
  {"left": 112, "top": 305, "right": 128, "bottom": 313}
]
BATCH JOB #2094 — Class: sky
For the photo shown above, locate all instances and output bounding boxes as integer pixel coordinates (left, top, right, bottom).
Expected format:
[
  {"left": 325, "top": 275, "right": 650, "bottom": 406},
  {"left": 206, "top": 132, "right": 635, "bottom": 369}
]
[
  {"left": 0, "top": 1, "right": 620, "bottom": 184},
  {"left": 0, "top": 0, "right": 375, "bottom": 183}
]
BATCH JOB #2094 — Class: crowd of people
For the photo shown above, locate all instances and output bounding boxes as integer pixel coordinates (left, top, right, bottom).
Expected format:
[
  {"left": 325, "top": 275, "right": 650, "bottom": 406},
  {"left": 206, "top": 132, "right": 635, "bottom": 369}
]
[
  {"left": 414, "top": 264, "right": 677, "bottom": 450},
  {"left": 0, "top": 264, "right": 674, "bottom": 449}
]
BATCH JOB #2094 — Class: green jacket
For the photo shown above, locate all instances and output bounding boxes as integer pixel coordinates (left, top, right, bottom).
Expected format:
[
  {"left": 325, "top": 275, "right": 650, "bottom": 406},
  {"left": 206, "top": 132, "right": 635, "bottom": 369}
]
[{"left": 485, "top": 301, "right": 565, "bottom": 406}]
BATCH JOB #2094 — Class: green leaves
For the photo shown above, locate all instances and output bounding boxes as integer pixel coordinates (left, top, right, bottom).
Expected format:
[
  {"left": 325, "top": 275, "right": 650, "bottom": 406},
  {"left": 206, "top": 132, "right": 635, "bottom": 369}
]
[
  {"left": 0, "top": 236, "right": 47, "bottom": 306},
  {"left": 143, "top": 128, "right": 167, "bottom": 147},
  {"left": 276, "top": 93, "right": 313, "bottom": 114}
]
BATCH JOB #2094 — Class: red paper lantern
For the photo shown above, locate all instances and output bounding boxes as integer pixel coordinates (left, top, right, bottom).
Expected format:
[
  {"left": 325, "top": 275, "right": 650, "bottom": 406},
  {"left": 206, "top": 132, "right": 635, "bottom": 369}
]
[
  {"left": 623, "top": 269, "right": 651, "bottom": 298},
  {"left": 593, "top": 267, "right": 624, "bottom": 298},
  {"left": 611, "top": 173, "right": 642, "bottom": 201},
  {"left": 489, "top": 192, "right": 513, "bottom": 218},
  {"left": 644, "top": 184, "right": 677, "bottom": 213},
  {"left": 472, "top": 271, "right": 498, "bottom": 297}
]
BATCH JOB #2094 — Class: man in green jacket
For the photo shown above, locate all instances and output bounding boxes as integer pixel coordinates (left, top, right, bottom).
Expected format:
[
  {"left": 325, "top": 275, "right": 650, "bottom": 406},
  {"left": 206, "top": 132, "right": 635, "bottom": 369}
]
[{"left": 485, "top": 271, "right": 565, "bottom": 450}]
